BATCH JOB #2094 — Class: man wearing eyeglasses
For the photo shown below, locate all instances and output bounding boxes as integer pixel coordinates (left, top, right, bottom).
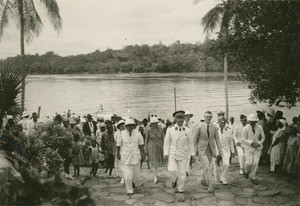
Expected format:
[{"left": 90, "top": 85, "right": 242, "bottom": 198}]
[
  {"left": 194, "top": 111, "right": 223, "bottom": 194},
  {"left": 163, "top": 110, "right": 195, "bottom": 193},
  {"left": 233, "top": 114, "right": 247, "bottom": 175}
]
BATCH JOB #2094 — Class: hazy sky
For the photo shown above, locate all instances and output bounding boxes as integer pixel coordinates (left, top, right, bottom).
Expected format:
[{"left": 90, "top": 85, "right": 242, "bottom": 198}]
[{"left": 0, "top": 0, "right": 217, "bottom": 59}]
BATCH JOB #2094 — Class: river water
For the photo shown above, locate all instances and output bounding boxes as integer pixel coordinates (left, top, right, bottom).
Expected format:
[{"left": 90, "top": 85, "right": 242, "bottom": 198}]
[{"left": 25, "top": 73, "right": 299, "bottom": 123}]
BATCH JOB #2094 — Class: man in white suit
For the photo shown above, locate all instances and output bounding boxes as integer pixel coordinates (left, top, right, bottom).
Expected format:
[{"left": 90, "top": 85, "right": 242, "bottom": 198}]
[{"left": 164, "top": 110, "right": 195, "bottom": 193}]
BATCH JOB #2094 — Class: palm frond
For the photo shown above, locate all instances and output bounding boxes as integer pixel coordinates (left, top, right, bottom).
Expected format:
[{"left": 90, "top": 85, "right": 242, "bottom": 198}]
[
  {"left": 0, "top": 60, "right": 27, "bottom": 116},
  {"left": 201, "top": 4, "right": 224, "bottom": 34},
  {"left": 0, "top": 0, "right": 13, "bottom": 41},
  {"left": 23, "top": 0, "right": 43, "bottom": 43},
  {"left": 39, "top": 0, "right": 62, "bottom": 32},
  {"left": 219, "top": 2, "right": 235, "bottom": 35}
]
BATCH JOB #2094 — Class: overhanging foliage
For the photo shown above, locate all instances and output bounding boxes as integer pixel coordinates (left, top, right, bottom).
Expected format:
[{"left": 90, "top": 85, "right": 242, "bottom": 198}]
[{"left": 201, "top": 0, "right": 300, "bottom": 107}]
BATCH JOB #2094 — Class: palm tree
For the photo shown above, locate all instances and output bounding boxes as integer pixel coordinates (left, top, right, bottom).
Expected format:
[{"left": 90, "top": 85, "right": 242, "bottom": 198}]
[
  {"left": 194, "top": 0, "right": 235, "bottom": 118},
  {"left": 0, "top": 60, "right": 27, "bottom": 123},
  {"left": 0, "top": 0, "right": 62, "bottom": 110}
]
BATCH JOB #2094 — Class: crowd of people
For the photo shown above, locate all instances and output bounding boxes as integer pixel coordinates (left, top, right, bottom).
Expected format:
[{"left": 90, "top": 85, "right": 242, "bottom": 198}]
[{"left": 1, "top": 108, "right": 300, "bottom": 197}]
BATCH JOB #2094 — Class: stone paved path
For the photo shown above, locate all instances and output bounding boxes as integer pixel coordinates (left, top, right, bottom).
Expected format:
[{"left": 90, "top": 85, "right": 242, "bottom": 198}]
[{"left": 65, "top": 157, "right": 300, "bottom": 206}]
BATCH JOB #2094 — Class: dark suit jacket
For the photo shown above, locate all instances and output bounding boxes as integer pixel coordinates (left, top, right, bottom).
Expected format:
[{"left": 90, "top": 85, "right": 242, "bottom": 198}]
[
  {"left": 194, "top": 122, "right": 223, "bottom": 158},
  {"left": 83, "top": 121, "right": 97, "bottom": 136}
]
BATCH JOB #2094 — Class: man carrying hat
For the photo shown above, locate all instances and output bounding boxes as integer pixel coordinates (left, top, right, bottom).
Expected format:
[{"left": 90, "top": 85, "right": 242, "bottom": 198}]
[
  {"left": 241, "top": 114, "right": 265, "bottom": 184},
  {"left": 184, "top": 110, "right": 196, "bottom": 175},
  {"left": 164, "top": 110, "right": 195, "bottom": 193},
  {"left": 216, "top": 117, "right": 235, "bottom": 185},
  {"left": 194, "top": 111, "right": 223, "bottom": 193},
  {"left": 116, "top": 118, "right": 146, "bottom": 197}
]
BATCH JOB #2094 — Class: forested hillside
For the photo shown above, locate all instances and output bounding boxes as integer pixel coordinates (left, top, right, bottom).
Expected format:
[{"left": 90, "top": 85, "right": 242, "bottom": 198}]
[{"left": 1, "top": 40, "right": 228, "bottom": 74}]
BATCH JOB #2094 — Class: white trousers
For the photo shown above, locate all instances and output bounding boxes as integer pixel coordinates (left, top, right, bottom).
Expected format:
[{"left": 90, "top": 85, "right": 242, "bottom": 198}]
[
  {"left": 123, "top": 163, "right": 139, "bottom": 193},
  {"left": 220, "top": 164, "right": 230, "bottom": 182},
  {"left": 168, "top": 156, "right": 187, "bottom": 192},
  {"left": 214, "top": 151, "right": 230, "bottom": 182},
  {"left": 236, "top": 146, "right": 245, "bottom": 169},
  {"left": 186, "top": 154, "right": 191, "bottom": 173},
  {"left": 244, "top": 149, "right": 261, "bottom": 180}
]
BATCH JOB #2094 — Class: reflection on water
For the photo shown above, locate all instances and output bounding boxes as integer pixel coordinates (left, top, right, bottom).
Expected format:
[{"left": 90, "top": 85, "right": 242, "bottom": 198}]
[{"left": 25, "top": 73, "right": 299, "bottom": 123}]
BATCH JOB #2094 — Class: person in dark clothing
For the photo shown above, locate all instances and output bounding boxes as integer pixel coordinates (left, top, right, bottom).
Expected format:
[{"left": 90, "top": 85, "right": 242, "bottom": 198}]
[{"left": 101, "top": 121, "right": 115, "bottom": 175}]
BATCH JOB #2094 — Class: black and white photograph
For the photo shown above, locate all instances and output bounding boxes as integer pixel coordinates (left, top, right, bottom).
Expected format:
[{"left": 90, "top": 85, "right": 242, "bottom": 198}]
[{"left": 0, "top": 0, "right": 300, "bottom": 205}]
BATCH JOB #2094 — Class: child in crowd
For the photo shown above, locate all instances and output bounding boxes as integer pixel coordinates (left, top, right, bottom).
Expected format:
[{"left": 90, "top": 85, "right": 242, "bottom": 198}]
[
  {"left": 90, "top": 140, "right": 104, "bottom": 177},
  {"left": 72, "top": 132, "right": 84, "bottom": 176},
  {"left": 139, "top": 126, "right": 150, "bottom": 169}
]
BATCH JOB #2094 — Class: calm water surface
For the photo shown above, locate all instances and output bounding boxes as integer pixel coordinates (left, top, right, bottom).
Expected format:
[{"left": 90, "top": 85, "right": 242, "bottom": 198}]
[{"left": 25, "top": 73, "right": 299, "bottom": 123}]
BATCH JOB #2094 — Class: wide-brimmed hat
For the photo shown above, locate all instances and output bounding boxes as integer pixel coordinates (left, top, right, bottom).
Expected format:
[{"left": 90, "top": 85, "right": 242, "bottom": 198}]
[
  {"left": 116, "top": 120, "right": 125, "bottom": 127},
  {"left": 97, "top": 116, "right": 105, "bottom": 121},
  {"left": 247, "top": 114, "right": 259, "bottom": 122},
  {"left": 217, "top": 111, "right": 225, "bottom": 116},
  {"left": 125, "top": 118, "right": 136, "bottom": 126},
  {"left": 173, "top": 110, "right": 185, "bottom": 117},
  {"left": 218, "top": 117, "right": 227, "bottom": 123},
  {"left": 184, "top": 110, "right": 193, "bottom": 117},
  {"left": 98, "top": 122, "right": 106, "bottom": 128},
  {"left": 150, "top": 117, "right": 159, "bottom": 124},
  {"left": 266, "top": 108, "right": 275, "bottom": 117},
  {"left": 256, "top": 109, "right": 265, "bottom": 114},
  {"left": 215, "top": 155, "right": 223, "bottom": 167},
  {"left": 278, "top": 119, "right": 286, "bottom": 126},
  {"left": 7, "top": 115, "right": 13, "bottom": 120},
  {"left": 200, "top": 117, "right": 205, "bottom": 122},
  {"left": 22, "top": 112, "right": 30, "bottom": 118}
]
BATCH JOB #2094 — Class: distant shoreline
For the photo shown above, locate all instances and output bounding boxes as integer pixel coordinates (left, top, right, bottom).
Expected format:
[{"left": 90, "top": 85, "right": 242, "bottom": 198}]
[{"left": 27, "top": 71, "right": 239, "bottom": 77}]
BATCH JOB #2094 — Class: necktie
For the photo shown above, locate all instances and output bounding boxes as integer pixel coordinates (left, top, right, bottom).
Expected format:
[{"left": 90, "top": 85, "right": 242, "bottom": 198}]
[
  {"left": 179, "top": 127, "right": 182, "bottom": 131},
  {"left": 252, "top": 127, "right": 255, "bottom": 134},
  {"left": 207, "top": 124, "right": 210, "bottom": 137},
  {"left": 90, "top": 122, "right": 94, "bottom": 132},
  {"left": 221, "top": 128, "right": 223, "bottom": 134}
]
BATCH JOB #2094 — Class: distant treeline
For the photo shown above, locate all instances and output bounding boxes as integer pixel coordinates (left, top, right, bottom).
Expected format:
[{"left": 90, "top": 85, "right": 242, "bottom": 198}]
[{"left": 2, "top": 40, "right": 230, "bottom": 74}]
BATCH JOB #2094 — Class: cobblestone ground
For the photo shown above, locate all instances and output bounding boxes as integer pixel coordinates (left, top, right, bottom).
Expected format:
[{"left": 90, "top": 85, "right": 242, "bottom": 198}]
[{"left": 64, "top": 157, "right": 300, "bottom": 206}]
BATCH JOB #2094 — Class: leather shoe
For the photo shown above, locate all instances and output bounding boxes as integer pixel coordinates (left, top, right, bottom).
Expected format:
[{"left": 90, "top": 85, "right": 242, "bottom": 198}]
[
  {"left": 244, "top": 173, "right": 249, "bottom": 179},
  {"left": 172, "top": 179, "right": 177, "bottom": 188},
  {"left": 127, "top": 193, "right": 134, "bottom": 198},
  {"left": 250, "top": 178, "right": 258, "bottom": 185},
  {"left": 208, "top": 189, "right": 214, "bottom": 194},
  {"left": 201, "top": 179, "right": 208, "bottom": 187}
]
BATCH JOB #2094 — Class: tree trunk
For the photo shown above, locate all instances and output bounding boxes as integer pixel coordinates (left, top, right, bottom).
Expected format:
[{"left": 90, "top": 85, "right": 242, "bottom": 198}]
[
  {"left": 19, "top": 0, "right": 25, "bottom": 111},
  {"left": 224, "top": 54, "right": 229, "bottom": 118}
]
